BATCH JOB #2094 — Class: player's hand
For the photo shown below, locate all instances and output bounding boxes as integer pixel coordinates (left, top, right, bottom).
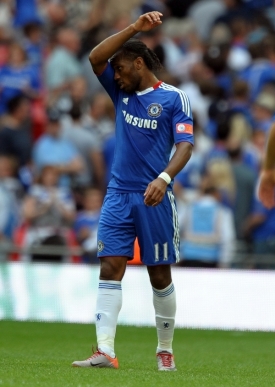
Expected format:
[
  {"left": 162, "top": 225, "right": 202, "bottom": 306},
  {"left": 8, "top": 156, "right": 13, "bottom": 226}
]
[
  {"left": 257, "top": 169, "right": 275, "bottom": 209},
  {"left": 144, "top": 178, "right": 167, "bottom": 206},
  {"left": 132, "top": 12, "right": 163, "bottom": 33}
]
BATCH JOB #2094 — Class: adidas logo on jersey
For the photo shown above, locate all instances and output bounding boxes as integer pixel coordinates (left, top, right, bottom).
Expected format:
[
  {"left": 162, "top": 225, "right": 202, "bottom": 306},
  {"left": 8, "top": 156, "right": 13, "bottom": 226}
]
[
  {"left": 123, "top": 98, "right": 129, "bottom": 105},
  {"left": 122, "top": 110, "right": 158, "bottom": 129}
]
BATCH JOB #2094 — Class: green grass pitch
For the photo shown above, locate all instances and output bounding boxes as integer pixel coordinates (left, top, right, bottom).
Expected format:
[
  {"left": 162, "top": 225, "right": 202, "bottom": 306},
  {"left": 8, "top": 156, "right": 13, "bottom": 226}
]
[{"left": 1, "top": 321, "right": 275, "bottom": 387}]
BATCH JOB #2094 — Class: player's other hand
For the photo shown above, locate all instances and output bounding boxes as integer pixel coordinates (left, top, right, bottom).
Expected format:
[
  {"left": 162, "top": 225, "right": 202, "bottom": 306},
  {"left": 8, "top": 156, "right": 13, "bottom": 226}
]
[
  {"left": 257, "top": 169, "right": 275, "bottom": 209},
  {"left": 132, "top": 12, "right": 163, "bottom": 33},
  {"left": 144, "top": 178, "right": 167, "bottom": 206}
]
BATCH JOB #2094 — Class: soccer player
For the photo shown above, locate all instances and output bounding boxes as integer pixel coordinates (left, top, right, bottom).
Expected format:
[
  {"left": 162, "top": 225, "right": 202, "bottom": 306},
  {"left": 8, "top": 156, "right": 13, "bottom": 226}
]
[
  {"left": 258, "top": 122, "right": 275, "bottom": 208},
  {"left": 72, "top": 11, "right": 194, "bottom": 371}
]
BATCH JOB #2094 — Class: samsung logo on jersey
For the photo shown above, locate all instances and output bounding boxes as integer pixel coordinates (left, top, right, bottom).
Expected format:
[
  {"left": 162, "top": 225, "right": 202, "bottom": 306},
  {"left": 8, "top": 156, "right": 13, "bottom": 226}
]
[{"left": 122, "top": 110, "right": 158, "bottom": 130}]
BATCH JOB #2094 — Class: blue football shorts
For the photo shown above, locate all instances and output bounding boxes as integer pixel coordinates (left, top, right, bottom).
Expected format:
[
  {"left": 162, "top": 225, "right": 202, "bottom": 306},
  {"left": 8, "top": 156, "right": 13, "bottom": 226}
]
[{"left": 97, "top": 191, "right": 180, "bottom": 265}]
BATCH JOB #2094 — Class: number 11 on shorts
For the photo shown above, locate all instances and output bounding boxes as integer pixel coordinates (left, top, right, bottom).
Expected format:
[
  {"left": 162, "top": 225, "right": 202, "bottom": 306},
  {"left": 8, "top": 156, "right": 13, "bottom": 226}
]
[{"left": 154, "top": 242, "right": 168, "bottom": 262}]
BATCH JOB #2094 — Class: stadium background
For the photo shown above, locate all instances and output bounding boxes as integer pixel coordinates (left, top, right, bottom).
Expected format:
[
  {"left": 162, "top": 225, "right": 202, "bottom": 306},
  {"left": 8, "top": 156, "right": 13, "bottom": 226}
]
[{"left": 0, "top": 0, "right": 275, "bottom": 332}]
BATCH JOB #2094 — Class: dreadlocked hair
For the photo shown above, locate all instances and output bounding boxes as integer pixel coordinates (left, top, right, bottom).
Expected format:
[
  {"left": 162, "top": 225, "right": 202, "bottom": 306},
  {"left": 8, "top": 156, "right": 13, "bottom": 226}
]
[{"left": 110, "top": 38, "right": 163, "bottom": 73}]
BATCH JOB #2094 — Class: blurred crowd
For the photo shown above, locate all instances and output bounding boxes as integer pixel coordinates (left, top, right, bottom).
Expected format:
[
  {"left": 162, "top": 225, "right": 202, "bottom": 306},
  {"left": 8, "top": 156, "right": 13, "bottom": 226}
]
[{"left": 1, "top": 0, "right": 275, "bottom": 268}]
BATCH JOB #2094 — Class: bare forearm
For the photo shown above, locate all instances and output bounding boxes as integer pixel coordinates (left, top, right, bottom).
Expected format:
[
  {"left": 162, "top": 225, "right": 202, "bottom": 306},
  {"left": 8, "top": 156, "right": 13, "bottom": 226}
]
[
  {"left": 263, "top": 123, "right": 275, "bottom": 170},
  {"left": 143, "top": 142, "right": 192, "bottom": 206},
  {"left": 89, "top": 24, "right": 137, "bottom": 71},
  {"left": 164, "top": 142, "right": 193, "bottom": 179}
]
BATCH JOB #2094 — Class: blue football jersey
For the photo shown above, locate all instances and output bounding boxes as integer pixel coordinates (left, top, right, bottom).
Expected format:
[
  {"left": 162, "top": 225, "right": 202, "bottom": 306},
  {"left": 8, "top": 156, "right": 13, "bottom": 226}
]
[{"left": 97, "top": 62, "right": 194, "bottom": 192}]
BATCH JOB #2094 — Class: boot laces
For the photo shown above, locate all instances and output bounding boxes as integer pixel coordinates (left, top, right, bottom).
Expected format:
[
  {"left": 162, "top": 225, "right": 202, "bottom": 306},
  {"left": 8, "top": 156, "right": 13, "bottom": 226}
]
[
  {"left": 158, "top": 352, "right": 173, "bottom": 367},
  {"left": 86, "top": 346, "right": 102, "bottom": 360}
]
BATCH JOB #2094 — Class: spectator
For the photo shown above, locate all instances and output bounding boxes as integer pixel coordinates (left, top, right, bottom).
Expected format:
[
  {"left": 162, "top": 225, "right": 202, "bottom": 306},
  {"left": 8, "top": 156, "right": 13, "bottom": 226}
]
[
  {"left": 82, "top": 92, "right": 114, "bottom": 145},
  {"left": 243, "top": 128, "right": 265, "bottom": 174},
  {"left": 239, "top": 30, "right": 275, "bottom": 101},
  {"left": 0, "top": 154, "right": 24, "bottom": 204},
  {"left": 229, "top": 79, "right": 253, "bottom": 139},
  {"left": 226, "top": 138, "right": 257, "bottom": 240},
  {"left": 38, "top": 0, "right": 67, "bottom": 31},
  {"left": 159, "top": 17, "right": 204, "bottom": 82},
  {"left": 177, "top": 175, "right": 236, "bottom": 268},
  {"left": 0, "top": 183, "right": 18, "bottom": 242},
  {"left": 45, "top": 28, "right": 82, "bottom": 103},
  {"left": 139, "top": 25, "right": 184, "bottom": 79},
  {"left": 202, "top": 42, "right": 233, "bottom": 98},
  {"left": 0, "top": 95, "right": 32, "bottom": 169},
  {"left": 0, "top": 42, "right": 41, "bottom": 114},
  {"left": 74, "top": 187, "right": 103, "bottom": 264},
  {"left": 61, "top": 102, "right": 105, "bottom": 190},
  {"left": 69, "top": 76, "right": 90, "bottom": 113},
  {"left": 81, "top": 52, "right": 105, "bottom": 98},
  {"left": 203, "top": 116, "right": 236, "bottom": 207},
  {"left": 252, "top": 92, "right": 275, "bottom": 133},
  {"left": 32, "top": 107, "right": 84, "bottom": 187},
  {"left": 187, "top": 0, "right": 226, "bottom": 41},
  {"left": 21, "top": 21, "right": 45, "bottom": 70},
  {"left": 56, "top": 0, "right": 95, "bottom": 31},
  {"left": 179, "top": 63, "right": 216, "bottom": 129},
  {"left": 55, "top": 76, "right": 90, "bottom": 115},
  {"left": 21, "top": 164, "right": 76, "bottom": 262}
]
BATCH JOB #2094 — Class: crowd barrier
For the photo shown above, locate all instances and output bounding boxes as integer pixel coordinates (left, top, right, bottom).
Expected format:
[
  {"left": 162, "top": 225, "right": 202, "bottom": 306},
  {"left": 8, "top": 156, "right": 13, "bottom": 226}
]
[{"left": 1, "top": 240, "right": 274, "bottom": 268}]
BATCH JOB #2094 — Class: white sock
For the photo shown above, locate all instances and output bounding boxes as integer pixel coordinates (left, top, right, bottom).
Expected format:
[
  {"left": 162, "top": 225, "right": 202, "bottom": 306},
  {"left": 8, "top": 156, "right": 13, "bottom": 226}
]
[
  {"left": 95, "top": 280, "right": 122, "bottom": 358},
  {"left": 153, "top": 282, "right": 176, "bottom": 354}
]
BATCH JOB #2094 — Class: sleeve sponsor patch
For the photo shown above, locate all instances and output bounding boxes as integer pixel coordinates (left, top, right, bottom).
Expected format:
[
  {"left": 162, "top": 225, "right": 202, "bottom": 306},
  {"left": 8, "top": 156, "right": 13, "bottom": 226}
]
[{"left": 176, "top": 123, "right": 193, "bottom": 134}]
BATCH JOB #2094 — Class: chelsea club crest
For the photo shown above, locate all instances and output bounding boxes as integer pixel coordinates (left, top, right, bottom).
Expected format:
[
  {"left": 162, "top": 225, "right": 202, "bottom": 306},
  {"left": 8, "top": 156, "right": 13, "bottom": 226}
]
[
  {"left": 147, "top": 103, "right": 163, "bottom": 118},
  {"left": 98, "top": 240, "right": 104, "bottom": 252}
]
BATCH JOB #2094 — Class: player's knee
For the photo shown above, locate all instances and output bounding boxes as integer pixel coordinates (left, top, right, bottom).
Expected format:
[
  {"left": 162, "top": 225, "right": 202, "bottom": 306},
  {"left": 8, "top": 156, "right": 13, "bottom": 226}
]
[
  {"left": 148, "top": 266, "right": 172, "bottom": 289},
  {"left": 150, "top": 276, "right": 171, "bottom": 289},
  {"left": 99, "top": 257, "right": 127, "bottom": 281}
]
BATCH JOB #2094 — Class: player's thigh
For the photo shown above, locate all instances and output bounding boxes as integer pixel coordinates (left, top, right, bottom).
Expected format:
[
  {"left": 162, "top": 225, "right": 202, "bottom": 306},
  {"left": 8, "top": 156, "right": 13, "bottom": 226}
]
[
  {"left": 134, "top": 191, "right": 180, "bottom": 265},
  {"left": 97, "top": 192, "right": 136, "bottom": 258}
]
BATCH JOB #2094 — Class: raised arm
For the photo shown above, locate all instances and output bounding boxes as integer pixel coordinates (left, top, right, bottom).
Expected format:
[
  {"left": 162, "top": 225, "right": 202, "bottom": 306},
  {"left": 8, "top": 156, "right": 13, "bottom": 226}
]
[
  {"left": 258, "top": 122, "right": 275, "bottom": 208},
  {"left": 89, "top": 11, "right": 163, "bottom": 74}
]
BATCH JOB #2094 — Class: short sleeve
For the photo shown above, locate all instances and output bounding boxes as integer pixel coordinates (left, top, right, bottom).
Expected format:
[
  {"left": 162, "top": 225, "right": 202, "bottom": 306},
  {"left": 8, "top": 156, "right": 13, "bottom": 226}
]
[
  {"left": 172, "top": 92, "right": 194, "bottom": 146},
  {"left": 96, "top": 62, "right": 119, "bottom": 104}
]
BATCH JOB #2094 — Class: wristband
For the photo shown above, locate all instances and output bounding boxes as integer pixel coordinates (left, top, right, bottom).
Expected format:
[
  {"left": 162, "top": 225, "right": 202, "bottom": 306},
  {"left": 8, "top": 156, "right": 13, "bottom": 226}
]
[{"left": 158, "top": 172, "right": 171, "bottom": 185}]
